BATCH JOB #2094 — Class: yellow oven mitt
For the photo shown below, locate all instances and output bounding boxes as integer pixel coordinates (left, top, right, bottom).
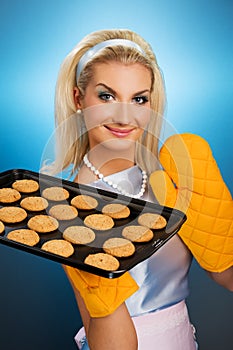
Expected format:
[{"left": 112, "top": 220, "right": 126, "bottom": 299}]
[
  {"left": 63, "top": 265, "right": 138, "bottom": 318},
  {"left": 150, "top": 133, "right": 233, "bottom": 273}
]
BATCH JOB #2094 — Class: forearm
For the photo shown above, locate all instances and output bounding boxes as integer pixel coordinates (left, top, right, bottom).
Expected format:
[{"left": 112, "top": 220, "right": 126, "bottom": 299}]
[
  {"left": 87, "top": 303, "right": 138, "bottom": 350},
  {"left": 63, "top": 264, "right": 139, "bottom": 348},
  {"left": 71, "top": 283, "right": 138, "bottom": 350},
  {"left": 207, "top": 265, "right": 233, "bottom": 291}
]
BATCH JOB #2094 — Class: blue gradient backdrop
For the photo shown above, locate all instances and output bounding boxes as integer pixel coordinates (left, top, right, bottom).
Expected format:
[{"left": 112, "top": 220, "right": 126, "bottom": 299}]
[{"left": 0, "top": 1, "right": 232, "bottom": 349}]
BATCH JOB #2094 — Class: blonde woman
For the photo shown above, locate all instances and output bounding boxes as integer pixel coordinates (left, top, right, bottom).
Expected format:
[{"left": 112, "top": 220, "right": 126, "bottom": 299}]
[{"left": 43, "top": 29, "right": 233, "bottom": 350}]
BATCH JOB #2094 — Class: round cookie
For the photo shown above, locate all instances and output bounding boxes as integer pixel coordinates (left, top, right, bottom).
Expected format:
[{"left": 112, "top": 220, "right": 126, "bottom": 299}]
[
  {"left": 71, "top": 194, "right": 98, "bottom": 210},
  {"left": 7, "top": 229, "right": 40, "bottom": 246},
  {"left": 0, "top": 188, "right": 21, "bottom": 203},
  {"left": 137, "top": 213, "right": 167, "bottom": 229},
  {"left": 20, "top": 196, "right": 49, "bottom": 211},
  {"left": 84, "top": 253, "right": 120, "bottom": 271},
  {"left": 102, "top": 203, "right": 130, "bottom": 219},
  {"left": 12, "top": 179, "right": 39, "bottom": 193},
  {"left": 0, "top": 206, "right": 27, "bottom": 223},
  {"left": 84, "top": 214, "right": 114, "bottom": 231},
  {"left": 42, "top": 186, "right": 70, "bottom": 201},
  {"left": 0, "top": 221, "right": 5, "bottom": 234},
  {"left": 63, "top": 226, "right": 95, "bottom": 245},
  {"left": 103, "top": 237, "right": 135, "bottom": 257},
  {"left": 122, "top": 225, "right": 154, "bottom": 242},
  {"left": 27, "top": 215, "right": 59, "bottom": 233},
  {"left": 41, "top": 239, "right": 74, "bottom": 258},
  {"left": 49, "top": 204, "right": 78, "bottom": 220}
]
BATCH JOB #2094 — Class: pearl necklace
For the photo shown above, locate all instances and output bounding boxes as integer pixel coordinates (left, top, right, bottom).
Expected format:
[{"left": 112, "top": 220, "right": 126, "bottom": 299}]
[{"left": 83, "top": 154, "right": 147, "bottom": 199}]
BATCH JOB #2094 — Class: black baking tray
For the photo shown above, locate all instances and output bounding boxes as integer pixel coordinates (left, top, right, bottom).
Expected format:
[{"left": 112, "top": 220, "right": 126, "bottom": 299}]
[{"left": 0, "top": 169, "right": 186, "bottom": 278}]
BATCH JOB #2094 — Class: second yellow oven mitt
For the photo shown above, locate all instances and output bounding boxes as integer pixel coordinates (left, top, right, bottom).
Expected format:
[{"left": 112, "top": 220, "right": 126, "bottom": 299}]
[
  {"left": 150, "top": 133, "right": 233, "bottom": 273},
  {"left": 63, "top": 265, "right": 138, "bottom": 318}
]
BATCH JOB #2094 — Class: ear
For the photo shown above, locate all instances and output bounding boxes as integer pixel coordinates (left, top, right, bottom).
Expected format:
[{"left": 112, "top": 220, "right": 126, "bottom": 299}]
[{"left": 73, "top": 87, "right": 83, "bottom": 110}]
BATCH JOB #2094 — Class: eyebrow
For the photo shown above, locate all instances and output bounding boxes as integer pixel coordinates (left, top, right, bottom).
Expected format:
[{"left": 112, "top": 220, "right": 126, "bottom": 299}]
[{"left": 95, "top": 83, "right": 151, "bottom": 96}]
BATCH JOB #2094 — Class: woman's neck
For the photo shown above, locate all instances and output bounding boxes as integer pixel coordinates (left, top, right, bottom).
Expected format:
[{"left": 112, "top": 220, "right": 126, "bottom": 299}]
[{"left": 76, "top": 151, "right": 135, "bottom": 185}]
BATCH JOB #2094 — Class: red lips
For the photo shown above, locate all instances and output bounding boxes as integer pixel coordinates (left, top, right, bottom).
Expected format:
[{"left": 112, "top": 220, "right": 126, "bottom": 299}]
[{"left": 104, "top": 125, "right": 135, "bottom": 138}]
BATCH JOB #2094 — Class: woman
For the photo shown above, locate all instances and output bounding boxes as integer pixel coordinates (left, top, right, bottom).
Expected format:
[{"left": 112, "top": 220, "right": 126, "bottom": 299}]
[{"left": 43, "top": 29, "right": 233, "bottom": 349}]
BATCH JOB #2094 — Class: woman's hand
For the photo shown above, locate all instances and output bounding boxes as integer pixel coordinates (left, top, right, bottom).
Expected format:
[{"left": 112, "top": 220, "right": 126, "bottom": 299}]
[
  {"left": 63, "top": 265, "right": 138, "bottom": 317},
  {"left": 150, "top": 133, "right": 233, "bottom": 274}
]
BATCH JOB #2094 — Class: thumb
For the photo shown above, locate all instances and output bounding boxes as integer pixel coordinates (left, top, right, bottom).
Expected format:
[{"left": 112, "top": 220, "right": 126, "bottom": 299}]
[
  {"left": 159, "top": 133, "right": 194, "bottom": 191},
  {"left": 149, "top": 170, "right": 191, "bottom": 212},
  {"left": 150, "top": 133, "right": 194, "bottom": 212},
  {"left": 149, "top": 170, "right": 177, "bottom": 208}
]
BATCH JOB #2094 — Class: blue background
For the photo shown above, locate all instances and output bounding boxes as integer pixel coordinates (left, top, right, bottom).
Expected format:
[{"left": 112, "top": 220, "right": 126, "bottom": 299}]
[{"left": 0, "top": 1, "right": 232, "bottom": 349}]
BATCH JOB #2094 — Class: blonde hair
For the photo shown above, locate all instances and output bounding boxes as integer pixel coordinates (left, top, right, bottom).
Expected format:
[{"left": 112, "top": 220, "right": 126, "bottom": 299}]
[{"left": 48, "top": 29, "right": 166, "bottom": 176}]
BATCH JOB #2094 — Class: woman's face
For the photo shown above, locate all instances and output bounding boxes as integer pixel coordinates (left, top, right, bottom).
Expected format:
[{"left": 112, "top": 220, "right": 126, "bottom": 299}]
[{"left": 75, "top": 61, "right": 152, "bottom": 153}]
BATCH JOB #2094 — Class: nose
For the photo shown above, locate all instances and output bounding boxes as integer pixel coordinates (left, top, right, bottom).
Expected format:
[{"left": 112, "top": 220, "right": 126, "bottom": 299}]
[{"left": 111, "top": 103, "right": 134, "bottom": 125}]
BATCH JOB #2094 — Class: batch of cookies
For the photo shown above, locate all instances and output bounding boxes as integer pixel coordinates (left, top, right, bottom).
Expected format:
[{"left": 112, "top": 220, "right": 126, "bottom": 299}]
[{"left": 0, "top": 178, "right": 167, "bottom": 272}]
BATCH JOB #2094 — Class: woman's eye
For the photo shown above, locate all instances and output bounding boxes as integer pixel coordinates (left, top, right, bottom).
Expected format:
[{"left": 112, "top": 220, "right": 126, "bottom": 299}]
[
  {"left": 98, "top": 92, "right": 114, "bottom": 102},
  {"left": 133, "top": 96, "right": 149, "bottom": 105}
]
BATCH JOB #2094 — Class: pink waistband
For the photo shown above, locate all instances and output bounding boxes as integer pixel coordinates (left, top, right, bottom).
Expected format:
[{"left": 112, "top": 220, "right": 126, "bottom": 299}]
[
  {"left": 132, "top": 300, "right": 197, "bottom": 349},
  {"left": 132, "top": 300, "right": 188, "bottom": 332},
  {"left": 75, "top": 327, "right": 86, "bottom": 349}
]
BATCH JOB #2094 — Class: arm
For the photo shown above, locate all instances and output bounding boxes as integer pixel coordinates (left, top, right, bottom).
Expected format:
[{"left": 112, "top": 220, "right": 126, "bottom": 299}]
[
  {"left": 72, "top": 282, "right": 138, "bottom": 350},
  {"left": 63, "top": 265, "right": 139, "bottom": 349},
  {"left": 88, "top": 303, "right": 137, "bottom": 350},
  {"left": 207, "top": 266, "right": 233, "bottom": 291}
]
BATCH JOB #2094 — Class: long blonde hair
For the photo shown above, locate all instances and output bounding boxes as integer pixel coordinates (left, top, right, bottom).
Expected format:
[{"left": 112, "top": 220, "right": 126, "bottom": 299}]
[{"left": 47, "top": 29, "right": 166, "bottom": 176}]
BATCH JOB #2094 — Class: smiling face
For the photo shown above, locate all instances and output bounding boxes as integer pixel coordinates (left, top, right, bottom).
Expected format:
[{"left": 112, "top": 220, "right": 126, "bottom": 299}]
[{"left": 74, "top": 62, "right": 152, "bottom": 157}]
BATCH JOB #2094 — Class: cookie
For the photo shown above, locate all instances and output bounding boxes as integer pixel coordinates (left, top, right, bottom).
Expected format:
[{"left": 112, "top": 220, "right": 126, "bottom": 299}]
[
  {"left": 0, "top": 206, "right": 27, "bottom": 223},
  {"left": 84, "top": 252, "right": 120, "bottom": 271},
  {"left": 20, "top": 196, "right": 49, "bottom": 211},
  {"left": 7, "top": 229, "right": 40, "bottom": 246},
  {"left": 27, "top": 215, "right": 59, "bottom": 233},
  {"left": 63, "top": 226, "right": 95, "bottom": 245},
  {"left": 102, "top": 203, "right": 130, "bottom": 219},
  {"left": 122, "top": 225, "right": 154, "bottom": 242},
  {"left": 0, "top": 188, "right": 21, "bottom": 203},
  {"left": 0, "top": 221, "right": 5, "bottom": 234},
  {"left": 49, "top": 204, "right": 78, "bottom": 220},
  {"left": 42, "top": 186, "right": 70, "bottom": 201},
  {"left": 12, "top": 179, "right": 39, "bottom": 193},
  {"left": 103, "top": 237, "right": 135, "bottom": 257},
  {"left": 71, "top": 194, "right": 98, "bottom": 210},
  {"left": 41, "top": 239, "right": 74, "bottom": 258},
  {"left": 137, "top": 213, "right": 167, "bottom": 229},
  {"left": 84, "top": 214, "right": 114, "bottom": 231}
]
